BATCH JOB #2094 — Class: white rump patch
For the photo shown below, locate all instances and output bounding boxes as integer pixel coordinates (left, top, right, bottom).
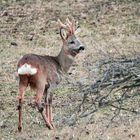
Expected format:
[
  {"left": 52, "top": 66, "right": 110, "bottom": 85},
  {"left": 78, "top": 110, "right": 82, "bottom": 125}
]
[{"left": 18, "top": 63, "right": 37, "bottom": 75}]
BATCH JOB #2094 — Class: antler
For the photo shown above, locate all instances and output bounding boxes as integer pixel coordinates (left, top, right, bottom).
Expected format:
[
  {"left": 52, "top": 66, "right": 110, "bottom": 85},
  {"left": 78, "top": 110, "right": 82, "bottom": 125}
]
[
  {"left": 58, "top": 18, "right": 77, "bottom": 35},
  {"left": 58, "top": 19, "right": 67, "bottom": 29}
]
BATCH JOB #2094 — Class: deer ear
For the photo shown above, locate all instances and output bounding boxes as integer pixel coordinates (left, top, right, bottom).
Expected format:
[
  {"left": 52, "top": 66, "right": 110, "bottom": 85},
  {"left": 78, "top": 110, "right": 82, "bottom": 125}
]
[
  {"left": 60, "top": 28, "right": 68, "bottom": 41},
  {"left": 75, "top": 21, "right": 81, "bottom": 35}
]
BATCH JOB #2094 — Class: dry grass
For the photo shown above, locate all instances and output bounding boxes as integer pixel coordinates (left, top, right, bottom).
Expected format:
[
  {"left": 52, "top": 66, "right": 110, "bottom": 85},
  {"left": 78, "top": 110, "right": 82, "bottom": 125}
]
[{"left": 0, "top": 0, "right": 140, "bottom": 139}]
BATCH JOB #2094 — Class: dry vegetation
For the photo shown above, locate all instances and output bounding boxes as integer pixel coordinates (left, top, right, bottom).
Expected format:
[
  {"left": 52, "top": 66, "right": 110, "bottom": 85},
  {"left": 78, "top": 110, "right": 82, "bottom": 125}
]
[{"left": 0, "top": 0, "right": 140, "bottom": 140}]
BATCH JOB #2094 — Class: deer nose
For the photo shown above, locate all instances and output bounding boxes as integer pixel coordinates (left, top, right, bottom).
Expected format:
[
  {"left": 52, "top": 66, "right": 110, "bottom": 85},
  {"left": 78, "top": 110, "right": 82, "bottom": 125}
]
[{"left": 78, "top": 45, "right": 85, "bottom": 51}]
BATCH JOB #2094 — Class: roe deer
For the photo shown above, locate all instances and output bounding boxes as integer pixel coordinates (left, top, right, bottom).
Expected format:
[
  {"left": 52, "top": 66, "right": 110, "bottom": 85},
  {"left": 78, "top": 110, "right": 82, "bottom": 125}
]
[{"left": 17, "top": 18, "right": 85, "bottom": 132}]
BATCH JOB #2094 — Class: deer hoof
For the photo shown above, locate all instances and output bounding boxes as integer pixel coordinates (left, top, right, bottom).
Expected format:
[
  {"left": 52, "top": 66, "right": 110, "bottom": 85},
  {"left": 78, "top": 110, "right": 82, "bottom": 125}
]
[
  {"left": 46, "top": 123, "right": 53, "bottom": 130},
  {"left": 18, "top": 126, "right": 22, "bottom": 132},
  {"left": 50, "top": 122, "right": 55, "bottom": 129}
]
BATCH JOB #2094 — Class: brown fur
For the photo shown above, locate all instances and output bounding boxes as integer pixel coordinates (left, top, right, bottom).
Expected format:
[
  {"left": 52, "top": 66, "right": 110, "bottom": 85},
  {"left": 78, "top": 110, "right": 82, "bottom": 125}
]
[
  {"left": 17, "top": 18, "right": 85, "bottom": 132},
  {"left": 18, "top": 54, "right": 62, "bottom": 90}
]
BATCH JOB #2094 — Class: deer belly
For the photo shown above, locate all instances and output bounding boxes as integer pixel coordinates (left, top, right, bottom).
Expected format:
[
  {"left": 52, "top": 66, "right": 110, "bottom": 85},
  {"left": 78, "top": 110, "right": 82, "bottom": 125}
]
[
  {"left": 48, "top": 71, "right": 62, "bottom": 88},
  {"left": 18, "top": 63, "right": 37, "bottom": 75}
]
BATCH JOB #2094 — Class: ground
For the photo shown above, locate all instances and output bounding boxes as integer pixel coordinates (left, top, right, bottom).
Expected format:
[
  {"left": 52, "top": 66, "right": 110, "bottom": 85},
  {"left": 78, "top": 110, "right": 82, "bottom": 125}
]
[{"left": 0, "top": 0, "right": 140, "bottom": 140}]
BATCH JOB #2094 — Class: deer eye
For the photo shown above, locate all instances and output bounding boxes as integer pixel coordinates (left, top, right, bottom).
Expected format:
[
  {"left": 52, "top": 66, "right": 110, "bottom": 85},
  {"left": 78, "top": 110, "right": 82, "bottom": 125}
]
[{"left": 69, "top": 41, "right": 75, "bottom": 44}]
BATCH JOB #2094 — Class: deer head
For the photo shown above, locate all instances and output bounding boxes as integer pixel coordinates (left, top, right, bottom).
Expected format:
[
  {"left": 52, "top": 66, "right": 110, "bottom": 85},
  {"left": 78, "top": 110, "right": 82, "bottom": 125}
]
[{"left": 58, "top": 18, "right": 85, "bottom": 57}]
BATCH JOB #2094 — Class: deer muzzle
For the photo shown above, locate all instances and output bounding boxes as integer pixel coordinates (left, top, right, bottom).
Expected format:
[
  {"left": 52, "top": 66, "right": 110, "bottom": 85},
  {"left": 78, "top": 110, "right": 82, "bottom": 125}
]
[{"left": 78, "top": 45, "right": 85, "bottom": 51}]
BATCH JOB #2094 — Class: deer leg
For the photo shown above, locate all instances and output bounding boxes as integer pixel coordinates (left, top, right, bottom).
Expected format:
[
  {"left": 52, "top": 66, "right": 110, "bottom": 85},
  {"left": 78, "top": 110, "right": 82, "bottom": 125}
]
[
  {"left": 48, "top": 93, "right": 55, "bottom": 128},
  {"left": 17, "top": 82, "right": 28, "bottom": 132},
  {"left": 44, "top": 95, "right": 50, "bottom": 123},
  {"left": 44, "top": 92, "right": 54, "bottom": 128},
  {"left": 35, "top": 88, "right": 53, "bottom": 130}
]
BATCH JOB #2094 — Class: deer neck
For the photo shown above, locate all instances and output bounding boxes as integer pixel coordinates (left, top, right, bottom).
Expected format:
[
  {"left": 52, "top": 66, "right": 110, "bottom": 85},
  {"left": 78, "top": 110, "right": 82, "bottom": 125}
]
[{"left": 57, "top": 47, "right": 74, "bottom": 73}]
